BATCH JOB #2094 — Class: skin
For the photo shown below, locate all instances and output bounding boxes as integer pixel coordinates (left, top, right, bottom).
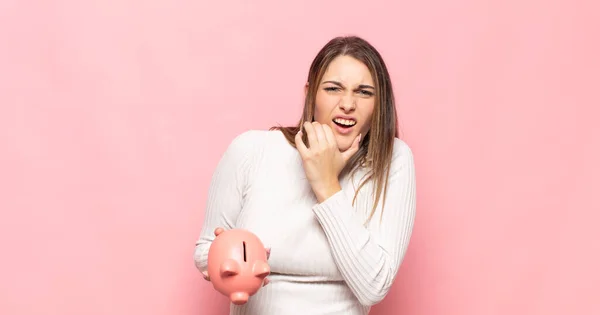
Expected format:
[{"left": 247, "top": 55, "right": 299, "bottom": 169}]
[{"left": 295, "top": 55, "right": 376, "bottom": 203}]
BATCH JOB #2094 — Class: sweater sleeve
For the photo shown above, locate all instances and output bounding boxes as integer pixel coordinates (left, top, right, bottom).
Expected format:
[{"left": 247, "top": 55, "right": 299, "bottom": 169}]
[
  {"left": 311, "top": 141, "right": 417, "bottom": 306},
  {"left": 193, "top": 131, "right": 261, "bottom": 274}
]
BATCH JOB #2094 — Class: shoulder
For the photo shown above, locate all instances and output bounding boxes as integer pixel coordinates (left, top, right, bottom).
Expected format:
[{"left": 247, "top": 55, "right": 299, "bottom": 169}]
[
  {"left": 228, "top": 129, "right": 286, "bottom": 148},
  {"left": 228, "top": 129, "right": 269, "bottom": 147},
  {"left": 389, "top": 138, "right": 415, "bottom": 173},
  {"left": 221, "top": 129, "right": 291, "bottom": 177},
  {"left": 225, "top": 129, "right": 289, "bottom": 158}
]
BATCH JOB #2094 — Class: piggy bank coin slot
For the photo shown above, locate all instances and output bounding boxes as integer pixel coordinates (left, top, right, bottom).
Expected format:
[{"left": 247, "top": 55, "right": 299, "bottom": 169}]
[{"left": 243, "top": 241, "right": 247, "bottom": 262}]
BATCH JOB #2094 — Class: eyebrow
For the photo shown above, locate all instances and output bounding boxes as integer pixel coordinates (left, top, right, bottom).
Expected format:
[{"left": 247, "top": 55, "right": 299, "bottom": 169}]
[{"left": 322, "top": 80, "right": 375, "bottom": 90}]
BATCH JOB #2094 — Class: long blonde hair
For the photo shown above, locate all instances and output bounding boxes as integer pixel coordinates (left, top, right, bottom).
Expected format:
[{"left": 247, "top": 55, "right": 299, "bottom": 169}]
[{"left": 271, "top": 36, "right": 398, "bottom": 223}]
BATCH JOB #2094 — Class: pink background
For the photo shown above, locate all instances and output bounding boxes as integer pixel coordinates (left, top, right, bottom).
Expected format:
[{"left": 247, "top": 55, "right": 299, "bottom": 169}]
[{"left": 1, "top": 0, "right": 599, "bottom": 314}]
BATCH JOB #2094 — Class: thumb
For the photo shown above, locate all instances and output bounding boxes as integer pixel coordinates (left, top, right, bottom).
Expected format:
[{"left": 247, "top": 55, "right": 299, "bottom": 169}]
[{"left": 341, "top": 133, "right": 361, "bottom": 162}]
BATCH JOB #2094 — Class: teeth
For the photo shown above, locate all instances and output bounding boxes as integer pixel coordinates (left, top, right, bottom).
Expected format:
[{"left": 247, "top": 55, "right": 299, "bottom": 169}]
[{"left": 334, "top": 118, "right": 356, "bottom": 126}]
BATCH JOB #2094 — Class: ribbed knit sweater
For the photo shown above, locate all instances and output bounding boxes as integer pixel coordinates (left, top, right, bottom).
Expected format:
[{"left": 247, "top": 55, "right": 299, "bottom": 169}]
[{"left": 194, "top": 129, "right": 416, "bottom": 315}]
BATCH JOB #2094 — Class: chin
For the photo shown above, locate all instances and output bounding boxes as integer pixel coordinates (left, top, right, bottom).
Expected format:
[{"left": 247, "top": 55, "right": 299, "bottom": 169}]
[{"left": 335, "top": 138, "right": 353, "bottom": 152}]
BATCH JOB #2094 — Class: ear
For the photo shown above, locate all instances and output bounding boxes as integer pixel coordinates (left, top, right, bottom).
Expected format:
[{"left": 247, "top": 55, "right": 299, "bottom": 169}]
[
  {"left": 304, "top": 82, "right": 309, "bottom": 96},
  {"left": 252, "top": 260, "right": 270, "bottom": 279},
  {"left": 220, "top": 259, "right": 240, "bottom": 277}
]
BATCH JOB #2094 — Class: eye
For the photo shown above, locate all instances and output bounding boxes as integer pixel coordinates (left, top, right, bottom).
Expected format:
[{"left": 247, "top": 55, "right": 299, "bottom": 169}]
[
  {"left": 324, "top": 86, "right": 341, "bottom": 92},
  {"left": 358, "top": 90, "right": 374, "bottom": 96}
]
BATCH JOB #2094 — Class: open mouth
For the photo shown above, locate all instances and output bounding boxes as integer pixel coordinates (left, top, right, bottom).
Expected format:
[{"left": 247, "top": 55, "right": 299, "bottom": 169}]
[{"left": 333, "top": 118, "right": 357, "bottom": 128}]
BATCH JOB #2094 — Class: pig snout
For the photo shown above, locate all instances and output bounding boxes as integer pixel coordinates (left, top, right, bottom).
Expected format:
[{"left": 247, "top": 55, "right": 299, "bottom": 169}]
[
  {"left": 252, "top": 260, "right": 270, "bottom": 279},
  {"left": 230, "top": 292, "right": 249, "bottom": 305},
  {"left": 220, "top": 259, "right": 240, "bottom": 277}
]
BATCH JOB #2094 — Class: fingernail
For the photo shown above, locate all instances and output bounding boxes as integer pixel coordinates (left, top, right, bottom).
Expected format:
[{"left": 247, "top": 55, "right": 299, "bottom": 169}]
[{"left": 358, "top": 133, "right": 362, "bottom": 142}]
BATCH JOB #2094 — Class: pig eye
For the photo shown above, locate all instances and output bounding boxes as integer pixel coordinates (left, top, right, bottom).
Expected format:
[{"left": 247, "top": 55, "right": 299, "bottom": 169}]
[{"left": 243, "top": 241, "right": 247, "bottom": 262}]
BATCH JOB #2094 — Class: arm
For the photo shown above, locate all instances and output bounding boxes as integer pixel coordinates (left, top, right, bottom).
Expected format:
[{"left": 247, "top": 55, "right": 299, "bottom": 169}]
[
  {"left": 311, "top": 142, "right": 417, "bottom": 306},
  {"left": 193, "top": 131, "right": 259, "bottom": 274}
]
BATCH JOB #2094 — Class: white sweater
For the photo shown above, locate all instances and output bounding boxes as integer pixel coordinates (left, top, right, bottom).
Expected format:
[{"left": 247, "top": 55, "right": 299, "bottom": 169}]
[{"left": 194, "top": 130, "right": 416, "bottom": 315}]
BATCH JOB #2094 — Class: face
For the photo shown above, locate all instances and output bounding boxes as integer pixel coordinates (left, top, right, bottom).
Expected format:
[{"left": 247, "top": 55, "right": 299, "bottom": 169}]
[{"left": 309, "top": 55, "right": 376, "bottom": 152}]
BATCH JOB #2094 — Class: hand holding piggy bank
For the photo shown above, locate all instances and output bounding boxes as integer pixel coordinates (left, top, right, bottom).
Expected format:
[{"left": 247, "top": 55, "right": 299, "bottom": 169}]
[{"left": 206, "top": 227, "right": 271, "bottom": 305}]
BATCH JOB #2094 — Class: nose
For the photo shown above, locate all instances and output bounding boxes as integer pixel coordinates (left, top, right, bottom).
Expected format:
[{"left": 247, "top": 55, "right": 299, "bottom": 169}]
[{"left": 339, "top": 94, "right": 356, "bottom": 112}]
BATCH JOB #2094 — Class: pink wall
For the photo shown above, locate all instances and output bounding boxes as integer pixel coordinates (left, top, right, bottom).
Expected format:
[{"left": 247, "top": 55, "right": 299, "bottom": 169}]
[{"left": 1, "top": 0, "right": 599, "bottom": 314}]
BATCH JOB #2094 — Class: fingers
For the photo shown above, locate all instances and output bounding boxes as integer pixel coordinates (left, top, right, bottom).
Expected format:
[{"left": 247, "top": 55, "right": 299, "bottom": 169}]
[
  {"left": 322, "top": 124, "right": 337, "bottom": 148},
  {"left": 303, "top": 122, "right": 318, "bottom": 148},
  {"left": 294, "top": 129, "right": 309, "bottom": 157},
  {"left": 311, "top": 122, "right": 328, "bottom": 148},
  {"left": 263, "top": 247, "right": 271, "bottom": 287},
  {"left": 303, "top": 121, "right": 335, "bottom": 149},
  {"left": 201, "top": 271, "right": 210, "bottom": 282},
  {"left": 214, "top": 227, "right": 224, "bottom": 236},
  {"left": 340, "top": 133, "right": 362, "bottom": 162}
]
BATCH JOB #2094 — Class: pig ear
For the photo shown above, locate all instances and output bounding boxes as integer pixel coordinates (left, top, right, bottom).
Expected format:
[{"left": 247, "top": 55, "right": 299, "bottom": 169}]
[
  {"left": 252, "top": 261, "right": 270, "bottom": 279},
  {"left": 220, "top": 259, "right": 239, "bottom": 277},
  {"left": 214, "top": 227, "right": 224, "bottom": 236}
]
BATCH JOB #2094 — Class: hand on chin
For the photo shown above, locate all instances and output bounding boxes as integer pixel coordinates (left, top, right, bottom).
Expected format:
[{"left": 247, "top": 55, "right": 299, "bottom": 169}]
[
  {"left": 295, "top": 121, "right": 361, "bottom": 203},
  {"left": 335, "top": 137, "right": 356, "bottom": 153}
]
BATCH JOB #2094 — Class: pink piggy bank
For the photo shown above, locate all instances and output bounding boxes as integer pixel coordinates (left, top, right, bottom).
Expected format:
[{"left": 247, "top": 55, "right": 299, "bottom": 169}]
[{"left": 207, "top": 227, "right": 270, "bottom": 305}]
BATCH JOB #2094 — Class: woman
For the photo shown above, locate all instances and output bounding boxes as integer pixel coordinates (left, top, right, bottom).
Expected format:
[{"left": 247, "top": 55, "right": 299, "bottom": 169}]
[{"left": 194, "top": 35, "right": 416, "bottom": 315}]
